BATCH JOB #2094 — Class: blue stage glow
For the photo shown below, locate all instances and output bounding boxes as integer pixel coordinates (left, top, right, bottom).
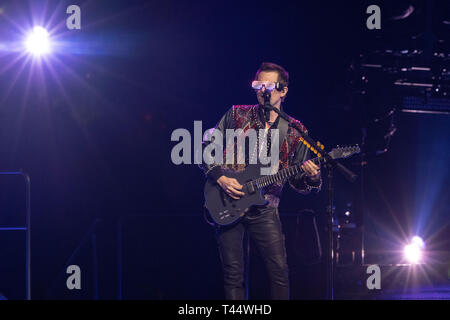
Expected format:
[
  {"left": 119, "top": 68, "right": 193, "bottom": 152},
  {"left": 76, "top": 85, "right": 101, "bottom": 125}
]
[{"left": 413, "top": 117, "right": 450, "bottom": 239}]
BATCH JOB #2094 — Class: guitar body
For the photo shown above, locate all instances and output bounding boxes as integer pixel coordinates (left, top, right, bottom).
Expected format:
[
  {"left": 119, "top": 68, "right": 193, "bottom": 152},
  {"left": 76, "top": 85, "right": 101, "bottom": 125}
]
[
  {"left": 204, "top": 165, "right": 266, "bottom": 226},
  {"left": 203, "top": 145, "right": 360, "bottom": 227}
]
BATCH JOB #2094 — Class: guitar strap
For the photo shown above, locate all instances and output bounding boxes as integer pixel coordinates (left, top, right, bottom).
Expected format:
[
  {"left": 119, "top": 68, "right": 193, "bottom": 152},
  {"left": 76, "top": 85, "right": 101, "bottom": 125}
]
[{"left": 276, "top": 116, "right": 289, "bottom": 155}]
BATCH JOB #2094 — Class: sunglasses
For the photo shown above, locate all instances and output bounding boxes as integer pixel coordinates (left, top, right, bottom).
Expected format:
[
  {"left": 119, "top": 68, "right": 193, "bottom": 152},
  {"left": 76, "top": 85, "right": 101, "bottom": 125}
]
[{"left": 251, "top": 80, "right": 284, "bottom": 91}]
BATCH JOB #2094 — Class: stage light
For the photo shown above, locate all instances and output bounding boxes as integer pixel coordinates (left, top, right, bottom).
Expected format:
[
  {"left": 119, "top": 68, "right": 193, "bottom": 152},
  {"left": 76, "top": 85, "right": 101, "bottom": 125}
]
[
  {"left": 404, "top": 244, "right": 421, "bottom": 264},
  {"left": 404, "top": 236, "right": 425, "bottom": 264},
  {"left": 411, "top": 236, "right": 425, "bottom": 248},
  {"left": 25, "top": 26, "right": 51, "bottom": 56}
]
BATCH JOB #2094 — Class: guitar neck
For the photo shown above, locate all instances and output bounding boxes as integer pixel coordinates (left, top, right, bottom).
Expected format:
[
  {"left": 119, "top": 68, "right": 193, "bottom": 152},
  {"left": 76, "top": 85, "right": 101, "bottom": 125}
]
[
  {"left": 252, "top": 157, "right": 322, "bottom": 190},
  {"left": 240, "top": 145, "right": 360, "bottom": 190}
]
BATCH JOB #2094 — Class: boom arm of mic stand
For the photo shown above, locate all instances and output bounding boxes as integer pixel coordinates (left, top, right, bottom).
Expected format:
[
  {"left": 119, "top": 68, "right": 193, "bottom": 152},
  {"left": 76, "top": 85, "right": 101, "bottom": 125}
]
[{"left": 262, "top": 104, "right": 358, "bottom": 183}]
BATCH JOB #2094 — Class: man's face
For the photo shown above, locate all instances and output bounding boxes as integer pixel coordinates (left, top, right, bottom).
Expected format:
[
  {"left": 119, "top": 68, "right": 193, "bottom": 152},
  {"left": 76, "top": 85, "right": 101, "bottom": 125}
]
[{"left": 255, "top": 71, "right": 288, "bottom": 108}]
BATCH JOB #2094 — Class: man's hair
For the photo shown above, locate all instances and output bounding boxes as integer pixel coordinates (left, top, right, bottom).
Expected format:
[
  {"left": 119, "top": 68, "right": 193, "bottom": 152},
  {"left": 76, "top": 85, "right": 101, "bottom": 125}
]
[{"left": 254, "top": 62, "right": 289, "bottom": 88}]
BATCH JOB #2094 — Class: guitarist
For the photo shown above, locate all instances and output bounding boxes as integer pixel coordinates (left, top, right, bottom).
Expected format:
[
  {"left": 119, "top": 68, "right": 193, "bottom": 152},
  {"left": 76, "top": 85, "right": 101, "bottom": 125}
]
[{"left": 200, "top": 62, "right": 321, "bottom": 300}]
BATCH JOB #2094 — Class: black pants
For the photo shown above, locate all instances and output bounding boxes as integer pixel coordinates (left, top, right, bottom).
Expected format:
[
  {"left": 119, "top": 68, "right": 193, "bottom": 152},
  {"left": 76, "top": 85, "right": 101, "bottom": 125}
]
[{"left": 214, "top": 206, "right": 289, "bottom": 300}]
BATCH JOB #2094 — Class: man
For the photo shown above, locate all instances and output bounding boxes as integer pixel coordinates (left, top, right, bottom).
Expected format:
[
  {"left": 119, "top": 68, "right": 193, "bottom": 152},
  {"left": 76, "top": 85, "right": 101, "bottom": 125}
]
[{"left": 200, "top": 62, "right": 321, "bottom": 300}]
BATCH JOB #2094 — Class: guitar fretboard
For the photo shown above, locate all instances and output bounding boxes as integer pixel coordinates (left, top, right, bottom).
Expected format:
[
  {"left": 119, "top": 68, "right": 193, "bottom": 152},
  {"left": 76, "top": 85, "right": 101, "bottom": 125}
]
[{"left": 245, "top": 157, "right": 323, "bottom": 190}]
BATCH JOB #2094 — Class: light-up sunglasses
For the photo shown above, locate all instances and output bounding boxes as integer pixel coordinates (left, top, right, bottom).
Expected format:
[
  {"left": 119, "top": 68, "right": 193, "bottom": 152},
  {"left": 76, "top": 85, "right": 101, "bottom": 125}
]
[{"left": 251, "top": 80, "right": 285, "bottom": 91}]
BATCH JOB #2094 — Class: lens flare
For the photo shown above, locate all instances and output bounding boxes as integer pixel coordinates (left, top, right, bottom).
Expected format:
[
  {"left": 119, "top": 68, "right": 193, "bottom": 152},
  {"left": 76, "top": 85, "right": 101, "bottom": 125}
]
[
  {"left": 25, "top": 26, "right": 51, "bottom": 56},
  {"left": 404, "top": 236, "right": 425, "bottom": 264},
  {"left": 411, "top": 236, "right": 425, "bottom": 249}
]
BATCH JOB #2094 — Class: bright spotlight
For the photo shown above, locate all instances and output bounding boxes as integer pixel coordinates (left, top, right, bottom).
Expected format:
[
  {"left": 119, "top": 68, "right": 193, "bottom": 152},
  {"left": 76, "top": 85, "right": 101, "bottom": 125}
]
[
  {"left": 25, "top": 26, "right": 51, "bottom": 56},
  {"left": 404, "top": 236, "right": 425, "bottom": 264},
  {"left": 411, "top": 236, "right": 425, "bottom": 248},
  {"left": 404, "top": 244, "right": 422, "bottom": 264}
]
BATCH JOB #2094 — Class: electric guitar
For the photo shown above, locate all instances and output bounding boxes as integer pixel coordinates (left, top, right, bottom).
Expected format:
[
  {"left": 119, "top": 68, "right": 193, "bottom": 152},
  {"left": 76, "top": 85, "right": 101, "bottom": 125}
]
[{"left": 204, "top": 145, "right": 360, "bottom": 226}]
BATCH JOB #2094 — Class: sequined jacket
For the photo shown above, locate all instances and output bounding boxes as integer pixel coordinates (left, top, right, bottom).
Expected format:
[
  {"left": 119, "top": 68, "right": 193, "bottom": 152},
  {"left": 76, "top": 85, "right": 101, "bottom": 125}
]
[{"left": 200, "top": 104, "right": 322, "bottom": 207}]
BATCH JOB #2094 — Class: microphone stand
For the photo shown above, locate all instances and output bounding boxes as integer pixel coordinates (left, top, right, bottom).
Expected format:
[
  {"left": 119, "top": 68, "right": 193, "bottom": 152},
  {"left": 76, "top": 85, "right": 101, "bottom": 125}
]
[
  {"left": 262, "top": 103, "right": 357, "bottom": 300},
  {"left": 263, "top": 91, "right": 272, "bottom": 123}
]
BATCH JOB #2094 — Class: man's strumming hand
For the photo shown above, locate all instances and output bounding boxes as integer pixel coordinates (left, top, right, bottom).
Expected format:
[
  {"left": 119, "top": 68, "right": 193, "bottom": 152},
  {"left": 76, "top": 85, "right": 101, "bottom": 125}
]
[{"left": 217, "top": 176, "right": 245, "bottom": 200}]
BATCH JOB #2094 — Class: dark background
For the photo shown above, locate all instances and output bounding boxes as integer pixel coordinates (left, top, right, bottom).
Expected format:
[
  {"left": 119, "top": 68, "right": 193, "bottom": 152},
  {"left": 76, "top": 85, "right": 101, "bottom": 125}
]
[{"left": 0, "top": 0, "right": 448, "bottom": 299}]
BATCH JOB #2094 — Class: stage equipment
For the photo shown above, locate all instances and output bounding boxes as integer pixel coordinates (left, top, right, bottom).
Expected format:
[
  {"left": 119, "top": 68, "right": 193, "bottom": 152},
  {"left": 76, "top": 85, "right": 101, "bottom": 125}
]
[
  {"left": 259, "top": 104, "right": 359, "bottom": 300},
  {"left": 0, "top": 171, "right": 31, "bottom": 300}
]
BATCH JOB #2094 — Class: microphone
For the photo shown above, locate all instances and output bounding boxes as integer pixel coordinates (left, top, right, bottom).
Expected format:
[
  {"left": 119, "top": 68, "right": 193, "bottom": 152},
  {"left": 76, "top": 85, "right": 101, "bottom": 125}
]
[
  {"left": 262, "top": 90, "right": 271, "bottom": 122},
  {"left": 262, "top": 90, "right": 271, "bottom": 103}
]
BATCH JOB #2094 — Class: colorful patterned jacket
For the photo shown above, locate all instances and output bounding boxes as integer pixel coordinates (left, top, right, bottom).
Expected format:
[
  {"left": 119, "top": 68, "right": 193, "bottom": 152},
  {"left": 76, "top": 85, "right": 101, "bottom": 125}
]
[{"left": 199, "top": 104, "right": 322, "bottom": 207}]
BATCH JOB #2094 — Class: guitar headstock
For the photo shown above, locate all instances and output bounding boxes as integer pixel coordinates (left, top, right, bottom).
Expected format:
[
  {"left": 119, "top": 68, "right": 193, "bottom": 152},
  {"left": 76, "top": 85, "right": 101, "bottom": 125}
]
[{"left": 329, "top": 145, "right": 360, "bottom": 160}]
